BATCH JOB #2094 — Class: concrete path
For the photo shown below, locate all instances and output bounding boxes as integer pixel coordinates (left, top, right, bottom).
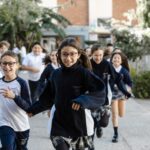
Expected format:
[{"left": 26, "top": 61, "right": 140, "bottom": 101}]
[{"left": 28, "top": 98, "right": 150, "bottom": 150}]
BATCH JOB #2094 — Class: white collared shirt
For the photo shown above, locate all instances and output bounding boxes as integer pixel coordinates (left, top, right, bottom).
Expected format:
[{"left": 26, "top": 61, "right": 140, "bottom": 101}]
[{"left": 22, "top": 52, "right": 46, "bottom": 81}]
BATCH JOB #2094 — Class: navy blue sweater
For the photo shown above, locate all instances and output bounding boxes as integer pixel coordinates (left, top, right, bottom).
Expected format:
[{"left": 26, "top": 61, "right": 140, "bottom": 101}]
[
  {"left": 28, "top": 62, "right": 106, "bottom": 137},
  {"left": 34, "top": 63, "right": 55, "bottom": 100},
  {"left": 119, "top": 67, "right": 132, "bottom": 87},
  {"left": 91, "top": 59, "right": 131, "bottom": 104}
]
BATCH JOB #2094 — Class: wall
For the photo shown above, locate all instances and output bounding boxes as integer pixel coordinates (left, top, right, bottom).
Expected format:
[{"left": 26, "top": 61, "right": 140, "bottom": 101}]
[
  {"left": 58, "top": 0, "right": 89, "bottom": 25},
  {"left": 112, "top": 0, "right": 137, "bottom": 21}
]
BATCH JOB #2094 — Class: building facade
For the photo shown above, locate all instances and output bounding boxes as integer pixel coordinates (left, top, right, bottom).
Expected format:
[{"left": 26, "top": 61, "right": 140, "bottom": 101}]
[{"left": 41, "top": 0, "right": 137, "bottom": 51}]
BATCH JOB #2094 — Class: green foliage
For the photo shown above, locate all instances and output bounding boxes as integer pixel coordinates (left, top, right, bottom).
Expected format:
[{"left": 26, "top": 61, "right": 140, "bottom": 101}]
[
  {"left": 112, "top": 28, "right": 150, "bottom": 61},
  {"left": 0, "top": 0, "right": 71, "bottom": 49},
  {"left": 133, "top": 71, "right": 150, "bottom": 98},
  {"left": 130, "top": 65, "right": 137, "bottom": 79},
  {"left": 137, "top": 0, "right": 150, "bottom": 28}
]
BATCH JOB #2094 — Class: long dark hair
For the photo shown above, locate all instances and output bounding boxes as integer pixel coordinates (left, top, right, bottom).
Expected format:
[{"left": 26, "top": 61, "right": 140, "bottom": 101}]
[
  {"left": 110, "top": 52, "right": 130, "bottom": 72},
  {"left": 57, "top": 38, "right": 92, "bottom": 70}
]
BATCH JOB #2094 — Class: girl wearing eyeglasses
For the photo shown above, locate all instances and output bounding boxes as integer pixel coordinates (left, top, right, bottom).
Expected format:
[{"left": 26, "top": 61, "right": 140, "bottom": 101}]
[
  {"left": 27, "top": 38, "right": 106, "bottom": 150},
  {"left": 0, "top": 51, "right": 31, "bottom": 150}
]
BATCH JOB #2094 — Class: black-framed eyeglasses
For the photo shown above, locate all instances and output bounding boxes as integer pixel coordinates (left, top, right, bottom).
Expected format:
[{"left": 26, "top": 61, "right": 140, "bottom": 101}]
[
  {"left": 61, "top": 52, "right": 78, "bottom": 58},
  {"left": 1, "top": 62, "right": 17, "bottom": 67}
]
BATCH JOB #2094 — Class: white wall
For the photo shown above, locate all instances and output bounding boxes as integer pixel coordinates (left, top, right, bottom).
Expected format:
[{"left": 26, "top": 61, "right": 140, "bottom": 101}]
[
  {"left": 88, "top": 0, "right": 112, "bottom": 41},
  {"left": 130, "top": 55, "right": 150, "bottom": 72},
  {"left": 89, "top": 0, "right": 112, "bottom": 27},
  {"left": 40, "top": 0, "right": 57, "bottom": 10}
]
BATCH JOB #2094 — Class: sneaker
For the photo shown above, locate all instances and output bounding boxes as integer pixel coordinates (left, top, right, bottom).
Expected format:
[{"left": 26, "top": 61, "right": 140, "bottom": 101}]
[
  {"left": 112, "top": 134, "right": 118, "bottom": 143},
  {"left": 96, "top": 127, "right": 103, "bottom": 138}
]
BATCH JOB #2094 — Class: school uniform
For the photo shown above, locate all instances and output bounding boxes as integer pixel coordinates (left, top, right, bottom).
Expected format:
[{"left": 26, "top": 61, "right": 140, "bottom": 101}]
[
  {"left": 28, "top": 62, "right": 106, "bottom": 149},
  {"left": 90, "top": 59, "right": 131, "bottom": 140},
  {"left": 0, "top": 77, "right": 31, "bottom": 149},
  {"left": 91, "top": 59, "right": 131, "bottom": 104},
  {"left": 112, "top": 65, "right": 132, "bottom": 100},
  {"left": 22, "top": 52, "right": 45, "bottom": 103},
  {"left": 33, "top": 63, "right": 55, "bottom": 100}
]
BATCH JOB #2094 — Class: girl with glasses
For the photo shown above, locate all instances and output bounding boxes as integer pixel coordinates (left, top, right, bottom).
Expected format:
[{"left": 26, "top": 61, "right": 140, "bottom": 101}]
[{"left": 27, "top": 38, "right": 106, "bottom": 150}]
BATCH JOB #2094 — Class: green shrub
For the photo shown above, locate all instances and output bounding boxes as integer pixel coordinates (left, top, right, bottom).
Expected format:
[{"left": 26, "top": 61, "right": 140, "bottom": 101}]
[
  {"left": 130, "top": 65, "right": 137, "bottom": 79},
  {"left": 133, "top": 71, "right": 150, "bottom": 99}
]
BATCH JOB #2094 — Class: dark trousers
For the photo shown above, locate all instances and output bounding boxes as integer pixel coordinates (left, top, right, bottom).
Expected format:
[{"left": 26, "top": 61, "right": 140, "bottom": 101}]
[
  {"left": 28, "top": 80, "right": 39, "bottom": 104},
  {"left": 0, "top": 126, "right": 29, "bottom": 150}
]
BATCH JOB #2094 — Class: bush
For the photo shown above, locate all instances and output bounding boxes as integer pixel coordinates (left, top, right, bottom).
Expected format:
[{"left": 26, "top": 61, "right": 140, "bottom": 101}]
[
  {"left": 130, "top": 65, "right": 137, "bottom": 79},
  {"left": 133, "top": 71, "right": 150, "bottom": 98}
]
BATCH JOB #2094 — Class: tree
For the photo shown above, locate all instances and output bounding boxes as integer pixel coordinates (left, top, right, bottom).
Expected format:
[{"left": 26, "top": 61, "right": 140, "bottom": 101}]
[
  {"left": 136, "top": 0, "right": 150, "bottom": 28},
  {"left": 111, "top": 0, "right": 150, "bottom": 61},
  {"left": 111, "top": 27, "right": 150, "bottom": 61},
  {"left": 0, "top": 0, "right": 71, "bottom": 49}
]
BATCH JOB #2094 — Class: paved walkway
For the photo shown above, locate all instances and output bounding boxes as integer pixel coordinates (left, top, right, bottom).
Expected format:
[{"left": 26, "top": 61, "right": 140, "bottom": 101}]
[
  {"left": 1, "top": 72, "right": 150, "bottom": 149},
  {"left": 28, "top": 98, "right": 150, "bottom": 150}
]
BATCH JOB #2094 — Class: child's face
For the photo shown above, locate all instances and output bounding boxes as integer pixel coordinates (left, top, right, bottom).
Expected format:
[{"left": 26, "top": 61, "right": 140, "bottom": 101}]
[
  {"left": 86, "top": 48, "right": 91, "bottom": 57},
  {"left": 50, "top": 51, "right": 57, "bottom": 64},
  {"left": 112, "top": 54, "right": 122, "bottom": 67},
  {"left": 0, "top": 56, "right": 18, "bottom": 76},
  {"left": 32, "top": 44, "right": 43, "bottom": 55},
  {"left": 92, "top": 49, "right": 104, "bottom": 64},
  {"left": 60, "top": 46, "right": 80, "bottom": 67},
  {"left": 107, "top": 46, "right": 113, "bottom": 53},
  {"left": 0, "top": 45, "right": 8, "bottom": 55}
]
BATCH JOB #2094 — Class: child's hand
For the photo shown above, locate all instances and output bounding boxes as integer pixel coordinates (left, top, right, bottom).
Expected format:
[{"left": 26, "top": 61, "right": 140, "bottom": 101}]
[
  {"left": 72, "top": 102, "right": 80, "bottom": 111},
  {"left": 31, "top": 68, "right": 40, "bottom": 73},
  {"left": 0, "top": 88, "right": 15, "bottom": 99},
  {"left": 27, "top": 113, "right": 33, "bottom": 117},
  {"left": 125, "top": 92, "right": 131, "bottom": 99}
]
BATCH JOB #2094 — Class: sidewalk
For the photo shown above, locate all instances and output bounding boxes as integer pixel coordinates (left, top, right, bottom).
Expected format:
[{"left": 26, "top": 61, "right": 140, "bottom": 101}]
[{"left": 28, "top": 98, "right": 150, "bottom": 150}]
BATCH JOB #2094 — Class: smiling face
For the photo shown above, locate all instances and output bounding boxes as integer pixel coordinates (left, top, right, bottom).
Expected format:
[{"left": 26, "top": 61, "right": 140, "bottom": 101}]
[
  {"left": 0, "top": 55, "right": 18, "bottom": 78},
  {"left": 32, "top": 44, "right": 43, "bottom": 55},
  {"left": 92, "top": 49, "right": 104, "bottom": 64},
  {"left": 49, "top": 51, "right": 57, "bottom": 64},
  {"left": 60, "top": 46, "right": 80, "bottom": 67},
  {"left": 111, "top": 53, "right": 122, "bottom": 68}
]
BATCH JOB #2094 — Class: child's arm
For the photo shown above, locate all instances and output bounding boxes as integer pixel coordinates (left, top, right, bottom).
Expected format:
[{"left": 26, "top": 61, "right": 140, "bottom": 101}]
[
  {"left": 2, "top": 79, "right": 31, "bottom": 111},
  {"left": 14, "top": 79, "right": 31, "bottom": 111},
  {"left": 21, "top": 65, "right": 40, "bottom": 73},
  {"left": 21, "top": 56, "right": 40, "bottom": 73},
  {"left": 72, "top": 70, "right": 106, "bottom": 110},
  {"left": 27, "top": 78, "right": 54, "bottom": 115},
  {"left": 114, "top": 72, "right": 131, "bottom": 98}
]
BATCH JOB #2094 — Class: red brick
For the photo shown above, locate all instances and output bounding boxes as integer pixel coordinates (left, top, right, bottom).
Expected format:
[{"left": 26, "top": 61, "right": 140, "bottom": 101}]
[
  {"left": 58, "top": 0, "right": 137, "bottom": 26},
  {"left": 58, "top": 0, "right": 89, "bottom": 25},
  {"left": 112, "top": 0, "right": 137, "bottom": 21}
]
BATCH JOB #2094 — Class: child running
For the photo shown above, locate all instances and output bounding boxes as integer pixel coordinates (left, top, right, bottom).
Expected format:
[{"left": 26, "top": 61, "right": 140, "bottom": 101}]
[
  {"left": 110, "top": 52, "right": 132, "bottom": 143},
  {"left": 0, "top": 51, "right": 31, "bottom": 150},
  {"left": 33, "top": 50, "right": 59, "bottom": 101},
  {"left": 90, "top": 44, "right": 131, "bottom": 142},
  {"left": 21, "top": 42, "right": 46, "bottom": 103},
  {"left": 27, "top": 38, "right": 106, "bottom": 150}
]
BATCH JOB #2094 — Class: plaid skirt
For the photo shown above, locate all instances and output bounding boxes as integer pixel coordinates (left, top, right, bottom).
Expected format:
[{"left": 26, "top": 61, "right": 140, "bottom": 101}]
[
  {"left": 91, "top": 105, "right": 111, "bottom": 128},
  {"left": 112, "top": 86, "right": 125, "bottom": 101},
  {"left": 51, "top": 136, "right": 94, "bottom": 150}
]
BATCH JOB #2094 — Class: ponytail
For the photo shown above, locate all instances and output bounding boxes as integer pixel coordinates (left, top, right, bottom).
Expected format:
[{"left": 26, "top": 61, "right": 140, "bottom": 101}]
[{"left": 79, "top": 50, "right": 92, "bottom": 71}]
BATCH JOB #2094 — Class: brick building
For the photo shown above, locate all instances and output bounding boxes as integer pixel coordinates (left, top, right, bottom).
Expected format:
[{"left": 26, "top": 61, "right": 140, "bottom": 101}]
[{"left": 41, "top": 0, "right": 137, "bottom": 50}]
